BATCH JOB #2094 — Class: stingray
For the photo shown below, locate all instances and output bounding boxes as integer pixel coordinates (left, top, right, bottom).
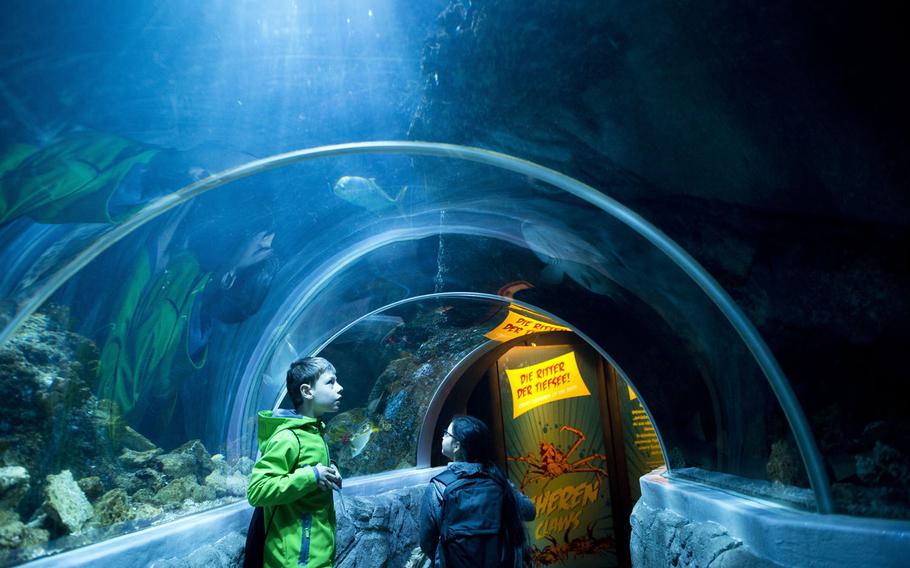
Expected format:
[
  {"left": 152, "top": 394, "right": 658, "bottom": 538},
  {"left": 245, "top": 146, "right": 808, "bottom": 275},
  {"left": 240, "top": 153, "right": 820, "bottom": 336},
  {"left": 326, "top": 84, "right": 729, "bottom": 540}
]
[{"left": 520, "top": 220, "right": 621, "bottom": 298}]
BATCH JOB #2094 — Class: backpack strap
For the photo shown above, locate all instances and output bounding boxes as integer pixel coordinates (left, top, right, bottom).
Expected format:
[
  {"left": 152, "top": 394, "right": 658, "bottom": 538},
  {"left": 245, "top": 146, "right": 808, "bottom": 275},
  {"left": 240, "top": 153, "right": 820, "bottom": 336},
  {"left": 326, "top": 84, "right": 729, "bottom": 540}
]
[
  {"left": 434, "top": 467, "right": 507, "bottom": 499},
  {"left": 431, "top": 469, "right": 460, "bottom": 501},
  {"left": 432, "top": 469, "right": 460, "bottom": 487}
]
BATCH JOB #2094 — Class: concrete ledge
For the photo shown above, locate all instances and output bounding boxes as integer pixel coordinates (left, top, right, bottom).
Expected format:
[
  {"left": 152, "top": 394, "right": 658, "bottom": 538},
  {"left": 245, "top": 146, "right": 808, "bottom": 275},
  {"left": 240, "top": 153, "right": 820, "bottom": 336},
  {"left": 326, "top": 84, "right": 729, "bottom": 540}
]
[{"left": 638, "top": 468, "right": 910, "bottom": 568}]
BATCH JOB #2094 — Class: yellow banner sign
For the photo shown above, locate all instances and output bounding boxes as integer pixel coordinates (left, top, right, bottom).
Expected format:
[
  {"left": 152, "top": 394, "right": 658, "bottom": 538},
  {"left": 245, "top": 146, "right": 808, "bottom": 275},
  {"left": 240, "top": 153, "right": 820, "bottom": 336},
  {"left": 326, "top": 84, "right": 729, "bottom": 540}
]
[
  {"left": 485, "top": 310, "right": 571, "bottom": 342},
  {"left": 505, "top": 351, "right": 591, "bottom": 418}
]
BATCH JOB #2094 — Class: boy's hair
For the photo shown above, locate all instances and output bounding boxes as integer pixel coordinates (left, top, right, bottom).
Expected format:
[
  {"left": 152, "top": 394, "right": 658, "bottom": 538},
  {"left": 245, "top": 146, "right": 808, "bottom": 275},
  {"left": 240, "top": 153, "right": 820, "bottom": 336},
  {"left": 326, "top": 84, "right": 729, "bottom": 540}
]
[{"left": 286, "top": 357, "right": 335, "bottom": 409}]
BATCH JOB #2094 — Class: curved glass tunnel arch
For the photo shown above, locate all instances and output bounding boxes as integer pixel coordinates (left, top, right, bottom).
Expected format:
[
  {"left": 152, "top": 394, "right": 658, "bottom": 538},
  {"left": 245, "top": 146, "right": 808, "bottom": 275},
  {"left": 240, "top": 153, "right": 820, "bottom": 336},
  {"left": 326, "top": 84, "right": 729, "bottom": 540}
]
[
  {"left": 0, "top": 142, "right": 832, "bottom": 563},
  {"left": 256, "top": 292, "right": 670, "bottom": 475}
]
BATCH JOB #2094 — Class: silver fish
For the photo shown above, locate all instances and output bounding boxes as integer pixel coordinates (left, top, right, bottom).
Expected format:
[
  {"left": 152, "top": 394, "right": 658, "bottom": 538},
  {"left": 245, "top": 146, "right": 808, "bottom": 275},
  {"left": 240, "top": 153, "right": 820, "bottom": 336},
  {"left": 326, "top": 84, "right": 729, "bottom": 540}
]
[{"left": 332, "top": 176, "right": 407, "bottom": 211}]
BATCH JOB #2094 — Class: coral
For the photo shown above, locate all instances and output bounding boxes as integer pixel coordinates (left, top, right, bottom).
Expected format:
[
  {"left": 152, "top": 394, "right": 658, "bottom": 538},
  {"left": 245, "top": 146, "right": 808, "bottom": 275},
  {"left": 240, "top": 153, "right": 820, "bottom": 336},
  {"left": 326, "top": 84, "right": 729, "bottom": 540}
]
[
  {"left": 0, "top": 309, "right": 252, "bottom": 561},
  {"left": 76, "top": 476, "right": 104, "bottom": 501},
  {"left": 383, "top": 391, "right": 408, "bottom": 421},
  {"left": 0, "top": 312, "right": 118, "bottom": 516},
  {"left": 0, "top": 466, "right": 30, "bottom": 510},
  {"left": 43, "top": 470, "right": 93, "bottom": 534},
  {"left": 0, "top": 509, "right": 25, "bottom": 548},
  {"left": 155, "top": 440, "right": 214, "bottom": 481},
  {"left": 118, "top": 448, "right": 163, "bottom": 469},
  {"left": 204, "top": 469, "right": 247, "bottom": 498},
  {"left": 329, "top": 305, "right": 499, "bottom": 477},
  {"left": 766, "top": 439, "right": 808, "bottom": 487},
  {"left": 155, "top": 453, "right": 198, "bottom": 480},
  {"left": 92, "top": 489, "right": 130, "bottom": 526},
  {"left": 856, "top": 442, "right": 910, "bottom": 488},
  {"left": 114, "top": 467, "right": 165, "bottom": 495},
  {"left": 234, "top": 456, "right": 254, "bottom": 476},
  {"left": 154, "top": 475, "right": 216, "bottom": 505}
]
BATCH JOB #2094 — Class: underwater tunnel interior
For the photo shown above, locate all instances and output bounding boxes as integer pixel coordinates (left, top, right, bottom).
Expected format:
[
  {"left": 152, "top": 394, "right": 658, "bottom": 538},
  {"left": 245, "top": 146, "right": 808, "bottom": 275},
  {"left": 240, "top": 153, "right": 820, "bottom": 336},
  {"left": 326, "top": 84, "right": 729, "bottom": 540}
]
[
  {"left": 0, "top": 142, "right": 863, "bottom": 567},
  {"left": 2, "top": 2, "right": 909, "bottom": 567}
]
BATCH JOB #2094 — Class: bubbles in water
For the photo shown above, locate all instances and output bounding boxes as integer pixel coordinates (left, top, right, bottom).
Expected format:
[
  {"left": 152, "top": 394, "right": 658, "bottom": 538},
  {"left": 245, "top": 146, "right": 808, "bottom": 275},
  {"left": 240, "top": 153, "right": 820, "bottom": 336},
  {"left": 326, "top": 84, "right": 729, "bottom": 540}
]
[{"left": 433, "top": 210, "right": 447, "bottom": 293}]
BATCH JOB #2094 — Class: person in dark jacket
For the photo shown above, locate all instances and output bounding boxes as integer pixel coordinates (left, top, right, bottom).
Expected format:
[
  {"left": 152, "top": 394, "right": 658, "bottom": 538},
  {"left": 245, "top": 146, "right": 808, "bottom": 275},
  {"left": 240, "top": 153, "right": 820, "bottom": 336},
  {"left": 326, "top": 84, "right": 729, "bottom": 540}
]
[{"left": 419, "top": 415, "right": 536, "bottom": 567}]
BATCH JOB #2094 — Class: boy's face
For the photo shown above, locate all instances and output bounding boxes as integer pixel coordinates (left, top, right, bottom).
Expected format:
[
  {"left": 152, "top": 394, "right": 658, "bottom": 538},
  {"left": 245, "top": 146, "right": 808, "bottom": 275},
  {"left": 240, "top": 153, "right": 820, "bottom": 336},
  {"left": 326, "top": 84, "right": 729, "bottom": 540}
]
[{"left": 302, "top": 370, "right": 343, "bottom": 416}]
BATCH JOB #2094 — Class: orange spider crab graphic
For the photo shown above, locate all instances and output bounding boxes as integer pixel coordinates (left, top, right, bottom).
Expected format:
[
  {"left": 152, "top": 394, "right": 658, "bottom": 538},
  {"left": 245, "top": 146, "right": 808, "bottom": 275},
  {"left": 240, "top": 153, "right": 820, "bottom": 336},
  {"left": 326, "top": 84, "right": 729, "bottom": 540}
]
[
  {"left": 508, "top": 425, "right": 609, "bottom": 491},
  {"left": 531, "top": 523, "right": 615, "bottom": 565}
]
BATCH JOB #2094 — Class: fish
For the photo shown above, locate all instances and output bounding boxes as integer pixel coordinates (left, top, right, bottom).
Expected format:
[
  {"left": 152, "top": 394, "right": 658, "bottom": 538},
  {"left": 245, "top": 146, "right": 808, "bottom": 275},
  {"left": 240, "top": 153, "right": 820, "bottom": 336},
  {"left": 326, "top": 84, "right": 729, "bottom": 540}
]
[
  {"left": 349, "top": 421, "right": 377, "bottom": 458},
  {"left": 497, "top": 280, "right": 534, "bottom": 299},
  {"left": 332, "top": 176, "right": 408, "bottom": 211},
  {"left": 520, "top": 221, "right": 620, "bottom": 298},
  {"left": 326, "top": 409, "right": 378, "bottom": 458}
]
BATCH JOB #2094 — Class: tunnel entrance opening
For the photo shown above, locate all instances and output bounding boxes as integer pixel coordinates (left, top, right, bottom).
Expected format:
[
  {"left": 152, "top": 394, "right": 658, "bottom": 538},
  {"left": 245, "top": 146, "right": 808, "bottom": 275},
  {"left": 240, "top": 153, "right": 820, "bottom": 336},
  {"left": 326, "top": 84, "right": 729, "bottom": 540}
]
[
  {"left": 278, "top": 291, "right": 666, "bottom": 567},
  {"left": 269, "top": 292, "right": 665, "bottom": 566},
  {"left": 427, "top": 330, "right": 665, "bottom": 568}
]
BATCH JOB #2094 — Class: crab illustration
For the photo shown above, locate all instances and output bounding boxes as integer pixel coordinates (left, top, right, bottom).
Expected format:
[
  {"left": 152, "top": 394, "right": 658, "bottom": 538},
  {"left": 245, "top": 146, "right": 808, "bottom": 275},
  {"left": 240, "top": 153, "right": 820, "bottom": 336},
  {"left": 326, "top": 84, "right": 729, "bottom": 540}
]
[
  {"left": 531, "top": 523, "right": 615, "bottom": 566},
  {"left": 531, "top": 538, "right": 570, "bottom": 566},
  {"left": 508, "top": 425, "right": 609, "bottom": 491},
  {"left": 564, "top": 523, "right": 614, "bottom": 558}
]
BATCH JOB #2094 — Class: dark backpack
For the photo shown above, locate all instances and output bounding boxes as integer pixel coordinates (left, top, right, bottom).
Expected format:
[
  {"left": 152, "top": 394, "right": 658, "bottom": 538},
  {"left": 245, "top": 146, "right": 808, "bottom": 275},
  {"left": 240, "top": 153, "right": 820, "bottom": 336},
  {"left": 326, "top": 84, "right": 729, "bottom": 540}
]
[
  {"left": 243, "top": 430, "right": 302, "bottom": 568},
  {"left": 433, "top": 468, "right": 515, "bottom": 568}
]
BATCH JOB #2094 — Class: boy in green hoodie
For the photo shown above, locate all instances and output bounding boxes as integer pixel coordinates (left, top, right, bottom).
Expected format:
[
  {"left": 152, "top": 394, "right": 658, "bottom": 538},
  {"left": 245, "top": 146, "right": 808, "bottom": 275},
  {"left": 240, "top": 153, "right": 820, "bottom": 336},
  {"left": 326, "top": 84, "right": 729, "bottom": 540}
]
[{"left": 248, "top": 357, "right": 344, "bottom": 568}]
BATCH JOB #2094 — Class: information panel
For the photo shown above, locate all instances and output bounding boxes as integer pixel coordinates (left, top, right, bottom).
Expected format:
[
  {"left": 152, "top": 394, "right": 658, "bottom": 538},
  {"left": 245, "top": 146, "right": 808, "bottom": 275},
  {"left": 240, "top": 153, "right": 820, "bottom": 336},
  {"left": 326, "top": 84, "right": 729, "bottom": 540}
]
[
  {"left": 616, "top": 379, "right": 665, "bottom": 501},
  {"left": 485, "top": 309, "right": 571, "bottom": 342},
  {"left": 498, "top": 345, "right": 617, "bottom": 568},
  {"left": 504, "top": 351, "right": 591, "bottom": 418}
]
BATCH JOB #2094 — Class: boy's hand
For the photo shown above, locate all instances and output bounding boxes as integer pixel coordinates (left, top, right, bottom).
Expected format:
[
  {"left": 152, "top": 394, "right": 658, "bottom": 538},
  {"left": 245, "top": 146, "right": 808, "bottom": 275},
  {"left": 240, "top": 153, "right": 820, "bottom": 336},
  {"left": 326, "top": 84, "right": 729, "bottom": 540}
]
[{"left": 314, "top": 464, "right": 342, "bottom": 491}]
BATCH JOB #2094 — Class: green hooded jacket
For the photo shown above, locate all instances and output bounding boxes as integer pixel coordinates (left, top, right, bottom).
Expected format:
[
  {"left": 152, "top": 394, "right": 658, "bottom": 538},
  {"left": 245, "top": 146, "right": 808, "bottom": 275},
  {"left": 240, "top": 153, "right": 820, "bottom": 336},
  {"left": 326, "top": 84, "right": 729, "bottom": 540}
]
[{"left": 248, "top": 410, "right": 336, "bottom": 568}]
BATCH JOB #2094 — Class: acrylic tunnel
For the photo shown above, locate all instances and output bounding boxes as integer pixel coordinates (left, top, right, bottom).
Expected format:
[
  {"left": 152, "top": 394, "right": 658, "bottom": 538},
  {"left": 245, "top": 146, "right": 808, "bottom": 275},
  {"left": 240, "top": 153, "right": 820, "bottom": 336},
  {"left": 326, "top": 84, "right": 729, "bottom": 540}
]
[
  {"left": 0, "top": 139, "right": 902, "bottom": 568},
  {"left": 2, "top": 2, "right": 910, "bottom": 568}
]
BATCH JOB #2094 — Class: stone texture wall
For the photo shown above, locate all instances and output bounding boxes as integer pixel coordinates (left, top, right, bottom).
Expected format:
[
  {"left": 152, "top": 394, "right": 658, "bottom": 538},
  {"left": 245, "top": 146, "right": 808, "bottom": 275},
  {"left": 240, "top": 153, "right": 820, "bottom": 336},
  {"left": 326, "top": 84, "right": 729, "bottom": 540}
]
[
  {"left": 630, "top": 500, "right": 779, "bottom": 568},
  {"left": 151, "top": 532, "right": 246, "bottom": 568},
  {"left": 334, "top": 484, "right": 429, "bottom": 568},
  {"left": 151, "top": 483, "right": 431, "bottom": 568}
]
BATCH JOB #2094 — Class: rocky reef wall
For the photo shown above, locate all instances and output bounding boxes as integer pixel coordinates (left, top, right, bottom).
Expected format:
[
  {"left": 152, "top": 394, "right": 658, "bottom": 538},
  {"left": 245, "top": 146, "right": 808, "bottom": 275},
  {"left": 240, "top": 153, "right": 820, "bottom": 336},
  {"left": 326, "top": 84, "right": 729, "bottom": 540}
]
[
  {"left": 630, "top": 499, "right": 777, "bottom": 568},
  {"left": 409, "top": 0, "right": 910, "bottom": 518},
  {"left": 0, "top": 310, "right": 251, "bottom": 565},
  {"left": 633, "top": 469, "right": 910, "bottom": 568}
]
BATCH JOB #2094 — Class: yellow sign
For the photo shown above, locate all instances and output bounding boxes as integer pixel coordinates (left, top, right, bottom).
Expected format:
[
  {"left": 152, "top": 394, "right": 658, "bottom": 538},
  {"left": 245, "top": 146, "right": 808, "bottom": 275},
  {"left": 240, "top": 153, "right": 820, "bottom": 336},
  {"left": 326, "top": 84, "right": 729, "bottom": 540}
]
[
  {"left": 505, "top": 351, "right": 591, "bottom": 418},
  {"left": 485, "top": 310, "right": 571, "bottom": 342}
]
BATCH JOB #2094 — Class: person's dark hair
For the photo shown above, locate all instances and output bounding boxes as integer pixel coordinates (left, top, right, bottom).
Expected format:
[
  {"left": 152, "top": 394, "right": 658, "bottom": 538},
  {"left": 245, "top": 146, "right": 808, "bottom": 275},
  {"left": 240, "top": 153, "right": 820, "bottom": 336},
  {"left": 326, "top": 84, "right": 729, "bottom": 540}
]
[
  {"left": 449, "top": 415, "right": 495, "bottom": 464},
  {"left": 449, "top": 415, "right": 529, "bottom": 565},
  {"left": 286, "top": 357, "right": 335, "bottom": 409}
]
